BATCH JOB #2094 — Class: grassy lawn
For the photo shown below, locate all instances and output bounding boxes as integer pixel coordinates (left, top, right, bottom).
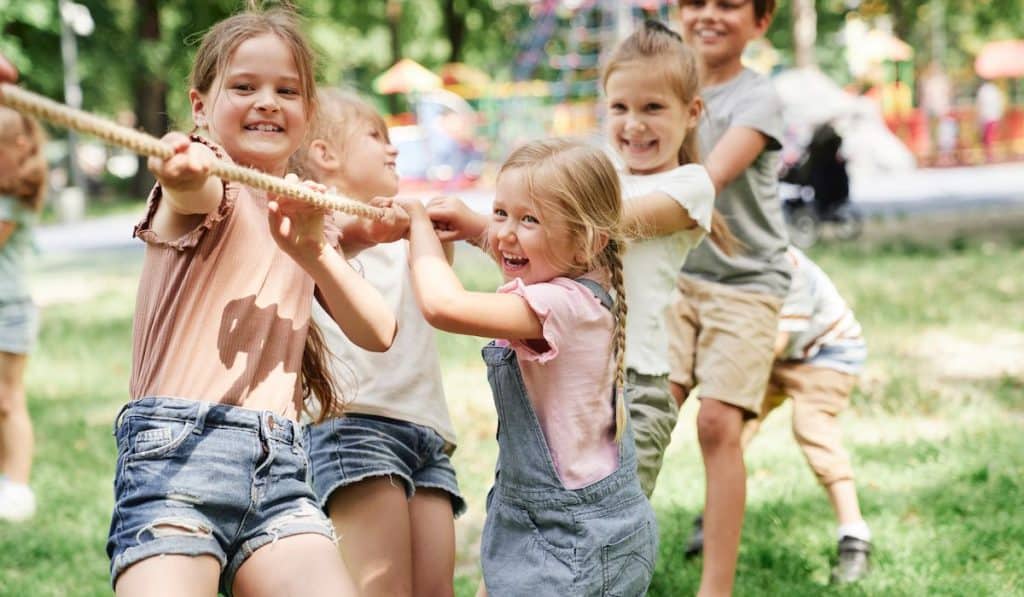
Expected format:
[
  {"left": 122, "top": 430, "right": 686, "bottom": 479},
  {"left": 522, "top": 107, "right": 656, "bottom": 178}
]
[{"left": 1, "top": 239, "right": 1022, "bottom": 596}]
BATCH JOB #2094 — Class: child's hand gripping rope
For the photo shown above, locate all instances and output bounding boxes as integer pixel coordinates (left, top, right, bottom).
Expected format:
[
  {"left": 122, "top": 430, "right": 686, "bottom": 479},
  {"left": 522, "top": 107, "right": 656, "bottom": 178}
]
[
  {"left": 425, "top": 196, "right": 488, "bottom": 248},
  {"left": 0, "top": 82, "right": 386, "bottom": 222}
]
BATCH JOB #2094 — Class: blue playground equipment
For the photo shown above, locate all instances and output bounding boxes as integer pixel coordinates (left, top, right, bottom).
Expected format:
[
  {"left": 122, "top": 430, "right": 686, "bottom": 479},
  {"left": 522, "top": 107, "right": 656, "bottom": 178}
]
[{"left": 513, "top": 0, "right": 676, "bottom": 100}]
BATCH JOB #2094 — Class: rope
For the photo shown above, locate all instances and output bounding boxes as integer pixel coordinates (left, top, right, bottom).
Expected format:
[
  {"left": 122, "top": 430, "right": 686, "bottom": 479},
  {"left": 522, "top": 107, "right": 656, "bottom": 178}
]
[{"left": 0, "top": 83, "right": 386, "bottom": 220}]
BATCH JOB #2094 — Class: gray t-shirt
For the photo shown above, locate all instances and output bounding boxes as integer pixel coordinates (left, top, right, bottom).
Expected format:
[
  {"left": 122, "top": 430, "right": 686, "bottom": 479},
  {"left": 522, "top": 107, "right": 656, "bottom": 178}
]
[
  {"left": 682, "top": 68, "right": 792, "bottom": 298},
  {"left": 0, "top": 195, "right": 37, "bottom": 302}
]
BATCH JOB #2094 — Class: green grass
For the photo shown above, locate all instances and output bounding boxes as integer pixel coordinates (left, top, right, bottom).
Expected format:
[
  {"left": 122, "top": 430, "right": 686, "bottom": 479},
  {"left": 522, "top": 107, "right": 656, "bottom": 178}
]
[{"left": 1, "top": 240, "right": 1022, "bottom": 595}]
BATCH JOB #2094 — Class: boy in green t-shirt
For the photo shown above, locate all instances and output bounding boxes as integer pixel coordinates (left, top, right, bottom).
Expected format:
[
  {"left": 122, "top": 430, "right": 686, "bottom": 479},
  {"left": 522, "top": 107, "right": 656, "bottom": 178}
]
[{"left": 662, "top": 1, "right": 792, "bottom": 594}]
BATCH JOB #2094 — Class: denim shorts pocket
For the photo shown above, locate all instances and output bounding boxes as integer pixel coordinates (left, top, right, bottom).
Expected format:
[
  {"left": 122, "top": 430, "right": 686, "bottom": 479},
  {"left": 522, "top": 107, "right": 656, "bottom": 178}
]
[
  {"left": 601, "top": 520, "right": 655, "bottom": 597},
  {"left": 125, "top": 416, "right": 193, "bottom": 462}
]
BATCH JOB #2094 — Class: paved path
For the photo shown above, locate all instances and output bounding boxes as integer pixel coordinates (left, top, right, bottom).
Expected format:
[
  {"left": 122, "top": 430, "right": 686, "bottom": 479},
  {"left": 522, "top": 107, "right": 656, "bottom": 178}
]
[{"left": 35, "top": 163, "right": 1024, "bottom": 254}]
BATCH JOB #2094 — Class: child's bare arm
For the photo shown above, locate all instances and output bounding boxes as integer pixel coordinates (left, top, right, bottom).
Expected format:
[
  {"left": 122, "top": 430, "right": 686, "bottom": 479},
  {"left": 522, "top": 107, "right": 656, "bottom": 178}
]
[
  {"left": 426, "top": 196, "right": 489, "bottom": 250},
  {"left": 147, "top": 132, "right": 223, "bottom": 240},
  {"left": 704, "top": 127, "right": 769, "bottom": 194},
  {"left": 334, "top": 197, "right": 410, "bottom": 255},
  {"left": 623, "top": 192, "right": 699, "bottom": 239},
  {"left": 401, "top": 199, "right": 543, "bottom": 340},
  {"left": 268, "top": 191, "right": 397, "bottom": 352}
]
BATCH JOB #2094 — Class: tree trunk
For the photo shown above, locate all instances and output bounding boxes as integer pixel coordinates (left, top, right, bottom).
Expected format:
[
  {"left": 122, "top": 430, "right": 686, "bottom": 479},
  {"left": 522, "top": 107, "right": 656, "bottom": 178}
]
[
  {"left": 132, "top": 0, "right": 168, "bottom": 196},
  {"left": 386, "top": 0, "right": 402, "bottom": 114},
  {"left": 792, "top": 0, "right": 817, "bottom": 69},
  {"left": 442, "top": 0, "right": 467, "bottom": 63},
  {"left": 888, "top": 0, "right": 912, "bottom": 45}
]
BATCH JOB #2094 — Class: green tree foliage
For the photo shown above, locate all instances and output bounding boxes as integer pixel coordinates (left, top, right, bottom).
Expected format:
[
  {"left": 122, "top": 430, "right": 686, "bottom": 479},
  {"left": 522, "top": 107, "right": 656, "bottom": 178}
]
[
  {"left": 769, "top": 0, "right": 1024, "bottom": 85},
  {"left": 3, "top": 0, "right": 1020, "bottom": 158}
]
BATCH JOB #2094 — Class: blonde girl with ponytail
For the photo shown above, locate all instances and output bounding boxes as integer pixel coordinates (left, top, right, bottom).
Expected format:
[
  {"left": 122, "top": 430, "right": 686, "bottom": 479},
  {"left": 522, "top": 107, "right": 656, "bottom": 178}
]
[
  {"left": 600, "top": 20, "right": 731, "bottom": 499},
  {"left": 404, "top": 138, "right": 657, "bottom": 596}
]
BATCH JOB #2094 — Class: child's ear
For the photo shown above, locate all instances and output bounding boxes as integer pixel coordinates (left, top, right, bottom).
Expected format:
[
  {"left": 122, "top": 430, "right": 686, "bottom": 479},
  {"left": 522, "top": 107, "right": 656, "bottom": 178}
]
[
  {"left": 189, "top": 89, "right": 207, "bottom": 130},
  {"left": 753, "top": 12, "right": 773, "bottom": 37},
  {"left": 688, "top": 96, "right": 704, "bottom": 129},
  {"left": 310, "top": 139, "right": 341, "bottom": 171}
]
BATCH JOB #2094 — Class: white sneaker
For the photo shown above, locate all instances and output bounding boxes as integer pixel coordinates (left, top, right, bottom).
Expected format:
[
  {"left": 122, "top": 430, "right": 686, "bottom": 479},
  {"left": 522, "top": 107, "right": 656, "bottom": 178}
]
[{"left": 0, "top": 480, "right": 36, "bottom": 522}]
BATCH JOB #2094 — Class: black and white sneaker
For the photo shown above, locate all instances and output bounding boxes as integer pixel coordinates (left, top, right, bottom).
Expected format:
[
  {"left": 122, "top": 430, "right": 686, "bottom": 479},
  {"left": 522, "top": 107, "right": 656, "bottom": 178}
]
[{"left": 831, "top": 536, "right": 871, "bottom": 584}]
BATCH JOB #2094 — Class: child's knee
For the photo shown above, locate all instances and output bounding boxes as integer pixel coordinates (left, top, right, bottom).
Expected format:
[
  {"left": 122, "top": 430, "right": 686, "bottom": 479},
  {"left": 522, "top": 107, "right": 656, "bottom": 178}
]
[{"left": 696, "top": 400, "right": 743, "bottom": 449}]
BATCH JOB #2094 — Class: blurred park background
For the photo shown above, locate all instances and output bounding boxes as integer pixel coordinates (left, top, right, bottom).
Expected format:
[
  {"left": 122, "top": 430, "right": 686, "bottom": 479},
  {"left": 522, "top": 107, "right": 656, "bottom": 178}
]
[{"left": 1, "top": 0, "right": 1023, "bottom": 595}]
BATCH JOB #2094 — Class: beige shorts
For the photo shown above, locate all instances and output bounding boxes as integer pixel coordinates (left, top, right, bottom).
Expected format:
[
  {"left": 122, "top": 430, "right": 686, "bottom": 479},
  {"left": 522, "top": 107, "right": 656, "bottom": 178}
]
[
  {"left": 666, "top": 275, "right": 783, "bottom": 417},
  {"left": 743, "top": 362, "right": 858, "bottom": 486}
]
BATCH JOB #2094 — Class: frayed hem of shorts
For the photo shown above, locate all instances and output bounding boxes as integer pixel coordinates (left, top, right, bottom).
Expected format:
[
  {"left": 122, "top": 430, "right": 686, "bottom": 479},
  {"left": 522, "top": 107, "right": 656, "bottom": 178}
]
[
  {"left": 319, "top": 471, "right": 415, "bottom": 510},
  {"left": 413, "top": 481, "right": 467, "bottom": 518},
  {"left": 110, "top": 537, "right": 226, "bottom": 590}
]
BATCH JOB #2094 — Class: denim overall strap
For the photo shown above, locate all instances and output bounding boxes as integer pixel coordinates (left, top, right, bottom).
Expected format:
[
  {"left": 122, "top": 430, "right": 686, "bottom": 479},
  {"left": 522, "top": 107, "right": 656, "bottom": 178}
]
[
  {"left": 483, "top": 344, "right": 566, "bottom": 495},
  {"left": 574, "top": 277, "right": 613, "bottom": 312},
  {"left": 482, "top": 277, "right": 626, "bottom": 499}
]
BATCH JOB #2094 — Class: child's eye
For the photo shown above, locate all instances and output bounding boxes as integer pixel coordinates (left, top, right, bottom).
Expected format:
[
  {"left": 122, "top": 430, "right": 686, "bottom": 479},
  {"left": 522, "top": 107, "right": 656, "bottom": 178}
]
[
  {"left": 609, "top": 103, "right": 626, "bottom": 112},
  {"left": 232, "top": 83, "right": 254, "bottom": 92},
  {"left": 278, "top": 87, "right": 299, "bottom": 96},
  {"left": 493, "top": 208, "right": 507, "bottom": 219},
  {"left": 522, "top": 215, "right": 539, "bottom": 224},
  {"left": 646, "top": 103, "right": 663, "bottom": 112},
  {"left": 369, "top": 130, "right": 381, "bottom": 139}
]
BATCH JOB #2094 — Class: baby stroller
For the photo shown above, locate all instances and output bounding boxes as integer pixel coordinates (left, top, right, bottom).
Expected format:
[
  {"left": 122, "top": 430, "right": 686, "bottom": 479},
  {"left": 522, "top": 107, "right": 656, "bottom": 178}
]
[{"left": 779, "top": 123, "right": 863, "bottom": 248}]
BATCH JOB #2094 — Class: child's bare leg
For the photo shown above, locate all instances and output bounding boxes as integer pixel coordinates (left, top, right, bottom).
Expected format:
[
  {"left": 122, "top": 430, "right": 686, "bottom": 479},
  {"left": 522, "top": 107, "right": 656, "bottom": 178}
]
[
  {"left": 409, "top": 488, "right": 455, "bottom": 596},
  {"left": 475, "top": 579, "right": 488, "bottom": 597},
  {"left": 826, "top": 480, "right": 863, "bottom": 527},
  {"left": 0, "top": 351, "right": 32, "bottom": 483},
  {"left": 696, "top": 398, "right": 746, "bottom": 597},
  {"left": 232, "top": 533, "right": 357, "bottom": 597},
  {"left": 328, "top": 476, "right": 413, "bottom": 596},
  {"left": 115, "top": 554, "right": 220, "bottom": 597}
]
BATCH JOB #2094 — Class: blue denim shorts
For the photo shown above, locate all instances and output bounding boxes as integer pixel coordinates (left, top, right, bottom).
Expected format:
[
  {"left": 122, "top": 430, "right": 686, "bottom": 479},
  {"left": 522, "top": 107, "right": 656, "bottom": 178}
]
[
  {"left": 304, "top": 414, "right": 466, "bottom": 517},
  {"left": 106, "top": 397, "right": 335, "bottom": 596},
  {"left": 0, "top": 299, "right": 38, "bottom": 354}
]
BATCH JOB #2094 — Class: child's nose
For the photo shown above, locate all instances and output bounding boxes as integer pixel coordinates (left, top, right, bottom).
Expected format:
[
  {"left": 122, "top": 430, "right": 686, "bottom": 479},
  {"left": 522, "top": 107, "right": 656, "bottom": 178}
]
[
  {"left": 625, "top": 114, "right": 645, "bottom": 131},
  {"left": 255, "top": 89, "right": 280, "bottom": 112},
  {"left": 498, "top": 220, "right": 517, "bottom": 241}
]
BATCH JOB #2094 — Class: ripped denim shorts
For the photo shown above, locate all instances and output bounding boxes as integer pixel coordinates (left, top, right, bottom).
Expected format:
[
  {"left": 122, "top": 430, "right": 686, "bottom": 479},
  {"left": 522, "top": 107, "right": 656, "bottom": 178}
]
[{"left": 106, "top": 396, "right": 335, "bottom": 596}]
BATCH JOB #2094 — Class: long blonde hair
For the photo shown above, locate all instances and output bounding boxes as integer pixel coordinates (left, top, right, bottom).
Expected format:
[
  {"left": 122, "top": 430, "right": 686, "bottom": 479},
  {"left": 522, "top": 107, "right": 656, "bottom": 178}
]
[
  {"left": 0, "top": 106, "right": 47, "bottom": 211},
  {"left": 500, "top": 138, "right": 630, "bottom": 441},
  {"left": 602, "top": 20, "right": 740, "bottom": 256}
]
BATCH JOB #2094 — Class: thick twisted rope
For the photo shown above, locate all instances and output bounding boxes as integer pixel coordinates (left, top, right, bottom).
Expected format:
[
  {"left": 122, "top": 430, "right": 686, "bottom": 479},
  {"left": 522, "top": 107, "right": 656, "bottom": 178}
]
[{"left": 0, "top": 83, "right": 385, "bottom": 220}]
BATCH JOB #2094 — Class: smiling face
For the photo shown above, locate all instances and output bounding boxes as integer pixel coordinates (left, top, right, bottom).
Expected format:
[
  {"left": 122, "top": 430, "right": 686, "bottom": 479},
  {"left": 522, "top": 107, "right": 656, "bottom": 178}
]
[
  {"left": 191, "top": 33, "right": 308, "bottom": 175},
  {"left": 333, "top": 118, "right": 400, "bottom": 200},
  {"left": 605, "top": 64, "right": 700, "bottom": 175},
  {"left": 488, "top": 168, "right": 582, "bottom": 285},
  {"left": 679, "top": 0, "right": 771, "bottom": 75}
]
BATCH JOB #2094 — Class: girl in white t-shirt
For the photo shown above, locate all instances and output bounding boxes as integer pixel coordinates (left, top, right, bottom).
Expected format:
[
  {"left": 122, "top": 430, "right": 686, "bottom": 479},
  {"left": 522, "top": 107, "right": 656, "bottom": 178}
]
[
  {"left": 601, "top": 20, "right": 730, "bottom": 497},
  {"left": 292, "top": 89, "right": 463, "bottom": 597},
  {"left": 409, "top": 138, "right": 657, "bottom": 596}
]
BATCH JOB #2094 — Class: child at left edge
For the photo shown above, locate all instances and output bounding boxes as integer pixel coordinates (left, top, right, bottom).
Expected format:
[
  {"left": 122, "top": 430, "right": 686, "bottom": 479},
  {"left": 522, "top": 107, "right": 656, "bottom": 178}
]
[{"left": 0, "top": 106, "right": 47, "bottom": 523}]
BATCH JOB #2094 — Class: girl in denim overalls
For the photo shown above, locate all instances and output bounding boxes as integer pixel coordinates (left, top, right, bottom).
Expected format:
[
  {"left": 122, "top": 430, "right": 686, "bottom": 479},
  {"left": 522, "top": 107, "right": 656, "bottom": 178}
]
[{"left": 400, "top": 138, "right": 658, "bottom": 596}]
